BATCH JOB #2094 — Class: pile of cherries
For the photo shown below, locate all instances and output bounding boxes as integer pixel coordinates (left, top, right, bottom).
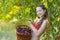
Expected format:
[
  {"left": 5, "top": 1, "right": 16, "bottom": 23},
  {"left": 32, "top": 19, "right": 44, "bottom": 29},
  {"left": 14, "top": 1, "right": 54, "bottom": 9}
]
[{"left": 16, "top": 25, "right": 32, "bottom": 35}]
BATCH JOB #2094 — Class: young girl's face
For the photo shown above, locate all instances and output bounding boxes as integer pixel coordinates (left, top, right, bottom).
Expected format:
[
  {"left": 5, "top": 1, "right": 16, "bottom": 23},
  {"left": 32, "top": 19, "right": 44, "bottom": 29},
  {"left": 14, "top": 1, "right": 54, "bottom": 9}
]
[{"left": 36, "top": 7, "right": 46, "bottom": 17}]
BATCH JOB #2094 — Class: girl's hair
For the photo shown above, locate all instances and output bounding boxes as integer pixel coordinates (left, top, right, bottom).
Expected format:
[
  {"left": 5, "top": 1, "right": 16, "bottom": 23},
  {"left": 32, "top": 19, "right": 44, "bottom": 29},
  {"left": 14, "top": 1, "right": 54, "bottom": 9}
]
[{"left": 37, "top": 4, "right": 48, "bottom": 19}]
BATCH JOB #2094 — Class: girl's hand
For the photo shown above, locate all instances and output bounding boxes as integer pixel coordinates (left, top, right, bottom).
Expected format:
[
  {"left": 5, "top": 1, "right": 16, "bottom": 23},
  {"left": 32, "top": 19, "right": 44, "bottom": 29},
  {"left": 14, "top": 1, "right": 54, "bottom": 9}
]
[{"left": 28, "top": 19, "right": 33, "bottom": 24}]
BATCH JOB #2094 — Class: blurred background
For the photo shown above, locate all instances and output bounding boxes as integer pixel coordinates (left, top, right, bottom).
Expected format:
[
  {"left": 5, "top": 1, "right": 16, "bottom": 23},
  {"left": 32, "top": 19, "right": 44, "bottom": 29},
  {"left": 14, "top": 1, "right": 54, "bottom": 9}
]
[{"left": 0, "top": 0, "right": 60, "bottom": 40}]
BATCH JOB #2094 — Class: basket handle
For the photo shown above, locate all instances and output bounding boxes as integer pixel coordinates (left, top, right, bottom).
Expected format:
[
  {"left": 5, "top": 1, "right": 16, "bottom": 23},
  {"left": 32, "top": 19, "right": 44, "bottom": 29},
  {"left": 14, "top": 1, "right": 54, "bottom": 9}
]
[
  {"left": 20, "top": 18, "right": 30, "bottom": 21},
  {"left": 18, "top": 13, "right": 29, "bottom": 21}
]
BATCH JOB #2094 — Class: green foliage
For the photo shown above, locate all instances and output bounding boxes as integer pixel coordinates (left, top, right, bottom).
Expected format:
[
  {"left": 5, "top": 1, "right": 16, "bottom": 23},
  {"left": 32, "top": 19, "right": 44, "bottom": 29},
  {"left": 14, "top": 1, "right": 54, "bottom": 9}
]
[{"left": 0, "top": 0, "right": 60, "bottom": 40}]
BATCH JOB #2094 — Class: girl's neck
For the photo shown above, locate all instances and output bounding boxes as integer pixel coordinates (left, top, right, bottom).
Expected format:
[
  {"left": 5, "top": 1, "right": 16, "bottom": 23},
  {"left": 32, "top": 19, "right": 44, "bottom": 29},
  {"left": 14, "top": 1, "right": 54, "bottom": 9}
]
[{"left": 38, "top": 16, "right": 44, "bottom": 19}]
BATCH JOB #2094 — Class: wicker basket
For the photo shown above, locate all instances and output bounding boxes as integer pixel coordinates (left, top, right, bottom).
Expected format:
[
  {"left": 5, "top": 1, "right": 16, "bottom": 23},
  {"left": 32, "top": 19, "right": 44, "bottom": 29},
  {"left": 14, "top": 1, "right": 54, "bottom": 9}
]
[
  {"left": 56, "top": 35, "right": 60, "bottom": 40},
  {"left": 16, "top": 25, "right": 32, "bottom": 40}
]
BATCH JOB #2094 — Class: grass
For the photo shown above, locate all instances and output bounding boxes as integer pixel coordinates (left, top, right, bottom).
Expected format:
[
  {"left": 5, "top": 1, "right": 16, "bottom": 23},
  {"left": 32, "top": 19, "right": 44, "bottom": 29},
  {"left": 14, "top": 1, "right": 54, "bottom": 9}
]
[
  {"left": 0, "top": 21, "right": 17, "bottom": 40},
  {"left": 0, "top": 20, "right": 60, "bottom": 40}
]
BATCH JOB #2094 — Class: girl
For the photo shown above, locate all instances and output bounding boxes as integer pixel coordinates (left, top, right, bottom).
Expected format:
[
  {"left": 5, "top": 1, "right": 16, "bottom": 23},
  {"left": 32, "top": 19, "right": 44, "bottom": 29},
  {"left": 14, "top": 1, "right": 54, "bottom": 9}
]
[{"left": 28, "top": 4, "right": 49, "bottom": 40}]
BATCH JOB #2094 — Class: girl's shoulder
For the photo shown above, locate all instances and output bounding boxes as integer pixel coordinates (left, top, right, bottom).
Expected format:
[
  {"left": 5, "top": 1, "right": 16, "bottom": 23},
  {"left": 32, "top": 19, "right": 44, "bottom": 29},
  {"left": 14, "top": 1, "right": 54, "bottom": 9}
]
[
  {"left": 44, "top": 18, "right": 50, "bottom": 26},
  {"left": 44, "top": 18, "right": 49, "bottom": 23}
]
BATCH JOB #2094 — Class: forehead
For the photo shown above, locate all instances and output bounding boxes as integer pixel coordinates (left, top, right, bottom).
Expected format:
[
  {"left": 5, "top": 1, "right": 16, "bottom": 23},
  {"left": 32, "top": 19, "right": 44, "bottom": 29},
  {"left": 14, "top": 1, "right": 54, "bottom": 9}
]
[{"left": 36, "top": 7, "right": 43, "bottom": 11}]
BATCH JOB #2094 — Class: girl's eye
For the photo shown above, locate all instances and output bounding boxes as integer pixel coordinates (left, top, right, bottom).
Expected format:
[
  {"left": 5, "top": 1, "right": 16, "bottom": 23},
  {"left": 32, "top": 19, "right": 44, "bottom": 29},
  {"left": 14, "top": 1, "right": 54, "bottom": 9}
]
[
  {"left": 36, "top": 10, "right": 41, "bottom": 12},
  {"left": 39, "top": 10, "right": 42, "bottom": 11}
]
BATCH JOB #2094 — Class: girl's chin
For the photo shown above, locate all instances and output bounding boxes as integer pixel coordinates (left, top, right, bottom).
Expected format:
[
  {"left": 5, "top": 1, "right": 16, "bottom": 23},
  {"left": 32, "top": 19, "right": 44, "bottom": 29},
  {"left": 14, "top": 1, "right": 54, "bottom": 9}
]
[
  {"left": 38, "top": 15, "right": 41, "bottom": 17},
  {"left": 38, "top": 15, "right": 43, "bottom": 18},
  {"left": 38, "top": 16, "right": 40, "bottom": 17}
]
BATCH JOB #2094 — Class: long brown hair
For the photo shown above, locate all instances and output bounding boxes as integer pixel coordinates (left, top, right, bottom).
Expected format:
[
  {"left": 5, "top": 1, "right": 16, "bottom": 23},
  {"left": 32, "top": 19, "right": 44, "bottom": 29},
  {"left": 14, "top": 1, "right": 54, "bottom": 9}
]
[{"left": 37, "top": 4, "right": 48, "bottom": 19}]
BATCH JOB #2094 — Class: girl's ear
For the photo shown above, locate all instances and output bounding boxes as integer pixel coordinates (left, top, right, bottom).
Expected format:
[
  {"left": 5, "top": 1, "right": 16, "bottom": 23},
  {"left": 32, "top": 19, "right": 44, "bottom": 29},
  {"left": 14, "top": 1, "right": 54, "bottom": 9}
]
[
  {"left": 40, "top": 10, "right": 46, "bottom": 17},
  {"left": 44, "top": 10, "right": 46, "bottom": 13},
  {"left": 43, "top": 10, "right": 46, "bottom": 15}
]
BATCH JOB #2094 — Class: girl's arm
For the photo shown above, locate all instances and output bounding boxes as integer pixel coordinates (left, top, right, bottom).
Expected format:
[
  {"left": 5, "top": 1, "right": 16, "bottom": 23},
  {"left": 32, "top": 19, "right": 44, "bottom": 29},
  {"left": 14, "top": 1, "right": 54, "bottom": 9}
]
[
  {"left": 28, "top": 20, "right": 37, "bottom": 32},
  {"left": 36, "top": 19, "right": 49, "bottom": 36},
  {"left": 29, "top": 23, "right": 37, "bottom": 32}
]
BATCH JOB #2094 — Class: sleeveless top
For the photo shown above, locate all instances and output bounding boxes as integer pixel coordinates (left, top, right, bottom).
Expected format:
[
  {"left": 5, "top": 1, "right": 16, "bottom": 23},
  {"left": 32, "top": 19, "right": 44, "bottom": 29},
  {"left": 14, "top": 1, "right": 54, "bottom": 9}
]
[{"left": 33, "top": 17, "right": 44, "bottom": 30}]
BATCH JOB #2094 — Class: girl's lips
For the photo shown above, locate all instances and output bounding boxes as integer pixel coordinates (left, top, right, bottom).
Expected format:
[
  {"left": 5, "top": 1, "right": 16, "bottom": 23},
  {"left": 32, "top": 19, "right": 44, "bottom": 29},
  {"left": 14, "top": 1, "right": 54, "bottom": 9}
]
[
  {"left": 38, "top": 13, "right": 42, "bottom": 15},
  {"left": 39, "top": 13, "right": 42, "bottom": 15},
  {"left": 38, "top": 14, "right": 41, "bottom": 16}
]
